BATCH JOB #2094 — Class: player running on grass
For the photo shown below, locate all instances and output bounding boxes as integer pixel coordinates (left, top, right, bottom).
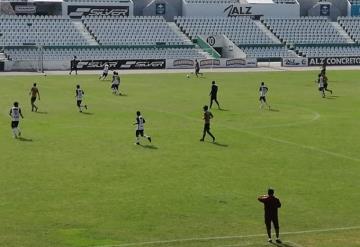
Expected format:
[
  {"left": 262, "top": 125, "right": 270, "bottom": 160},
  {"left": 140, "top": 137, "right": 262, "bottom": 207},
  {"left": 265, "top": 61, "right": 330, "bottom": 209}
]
[
  {"left": 75, "top": 85, "right": 88, "bottom": 113},
  {"left": 259, "top": 82, "right": 270, "bottom": 110},
  {"left": 29, "top": 83, "right": 40, "bottom": 112},
  {"left": 258, "top": 188, "right": 282, "bottom": 244},
  {"left": 134, "top": 111, "right": 152, "bottom": 145},
  {"left": 317, "top": 74, "right": 326, "bottom": 98},
  {"left": 209, "top": 80, "right": 221, "bottom": 109},
  {"left": 99, "top": 63, "right": 109, "bottom": 80},
  {"left": 322, "top": 73, "right": 333, "bottom": 95},
  {"left": 200, "top": 105, "right": 215, "bottom": 142},
  {"left": 111, "top": 71, "right": 121, "bottom": 95},
  {"left": 9, "top": 102, "right": 24, "bottom": 138}
]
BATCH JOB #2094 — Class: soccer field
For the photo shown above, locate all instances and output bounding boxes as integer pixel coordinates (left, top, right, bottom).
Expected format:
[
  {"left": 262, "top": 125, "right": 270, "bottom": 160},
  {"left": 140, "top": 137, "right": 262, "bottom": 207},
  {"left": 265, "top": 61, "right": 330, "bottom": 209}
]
[{"left": 0, "top": 70, "right": 359, "bottom": 247}]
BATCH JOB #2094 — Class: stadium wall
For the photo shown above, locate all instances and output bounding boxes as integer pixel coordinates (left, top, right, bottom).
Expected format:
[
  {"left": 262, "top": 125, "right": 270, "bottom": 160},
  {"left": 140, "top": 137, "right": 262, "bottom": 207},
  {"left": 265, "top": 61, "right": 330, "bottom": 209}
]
[{"left": 182, "top": 2, "right": 300, "bottom": 18}]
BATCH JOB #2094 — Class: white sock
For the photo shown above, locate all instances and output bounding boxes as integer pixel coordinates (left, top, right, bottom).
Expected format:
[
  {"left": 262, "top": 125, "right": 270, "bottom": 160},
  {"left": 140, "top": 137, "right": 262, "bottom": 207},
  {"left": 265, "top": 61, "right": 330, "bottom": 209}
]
[{"left": 12, "top": 128, "right": 17, "bottom": 137}]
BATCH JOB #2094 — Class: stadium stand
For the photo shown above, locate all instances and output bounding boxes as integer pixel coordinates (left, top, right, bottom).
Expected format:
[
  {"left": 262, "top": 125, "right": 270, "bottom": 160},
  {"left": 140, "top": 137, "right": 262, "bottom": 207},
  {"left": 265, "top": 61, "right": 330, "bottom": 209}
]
[
  {"left": 295, "top": 45, "right": 360, "bottom": 57},
  {"left": 272, "top": 0, "right": 297, "bottom": 4},
  {"left": 175, "top": 16, "right": 275, "bottom": 45},
  {"left": 83, "top": 16, "right": 191, "bottom": 46},
  {"left": 239, "top": 45, "right": 298, "bottom": 59},
  {"left": 5, "top": 47, "right": 209, "bottom": 61},
  {"left": 262, "top": 17, "right": 348, "bottom": 44},
  {"left": 338, "top": 17, "right": 360, "bottom": 43},
  {"left": 0, "top": 15, "right": 88, "bottom": 46}
]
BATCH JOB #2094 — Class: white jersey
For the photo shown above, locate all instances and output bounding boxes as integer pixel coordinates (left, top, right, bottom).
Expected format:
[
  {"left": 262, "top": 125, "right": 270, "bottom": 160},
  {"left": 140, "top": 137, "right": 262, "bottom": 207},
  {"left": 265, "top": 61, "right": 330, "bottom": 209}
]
[
  {"left": 76, "top": 88, "right": 84, "bottom": 100},
  {"left": 259, "top": 85, "right": 268, "bottom": 97},
  {"left": 135, "top": 116, "right": 145, "bottom": 130},
  {"left": 10, "top": 107, "right": 21, "bottom": 121},
  {"left": 318, "top": 76, "right": 324, "bottom": 88},
  {"left": 103, "top": 64, "right": 109, "bottom": 73}
]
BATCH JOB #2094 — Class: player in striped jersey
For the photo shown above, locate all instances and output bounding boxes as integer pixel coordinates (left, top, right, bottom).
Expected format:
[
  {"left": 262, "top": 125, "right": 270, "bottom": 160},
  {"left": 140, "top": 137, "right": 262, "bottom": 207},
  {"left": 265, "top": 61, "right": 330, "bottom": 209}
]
[
  {"left": 75, "top": 85, "right": 88, "bottom": 112},
  {"left": 317, "top": 74, "right": 326, "bottom": 98},
  {"left": 259, "top": 82, "right": 270, "bottom": 110},
  {"left": 134, "top": 111, "right": 151, "bottom": 145},
  {"left": 111, "top": 71, "right": 121, "bottom": 95},
  {"left": 9, "top": 102, "right": 24, "bottom": 138},
  {"left": 200, "top": 105, "right": 215, "bottom": 142}
]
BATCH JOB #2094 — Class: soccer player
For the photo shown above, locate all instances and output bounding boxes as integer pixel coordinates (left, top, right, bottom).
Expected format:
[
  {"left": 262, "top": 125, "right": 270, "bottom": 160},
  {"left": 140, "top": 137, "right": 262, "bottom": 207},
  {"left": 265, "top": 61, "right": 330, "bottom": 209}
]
[
  {"left": 29, "top": 83, "right": 40, "bottom": 112},
  {"left": 200, "top": 105, "right": 215, "bottom": 142},
  {"left": 69, "top": 56, "right": 79, "bottom": 75},
  {"left": 134, "top": 111, "right": 152, "bottom": 145},
  {"left": 9, "top": 102, "right": 24, "bottom": 138},
  {"left": 323, "top": 73, "right": 333, "bottom": 95},
  {"left": 209, "top": 80, "right": 221, "bottom": 109},
  {"left": 258, "top": 188, "right": 282, "bottom": 244},
  {"left": 111, "top": 71, "right": 121, "bottom": 95},
  {"left": 317, "top": 74, "right": 326, "bottom": 98},
  {"left": 75, "top": 85, "right": 87, "bottom": 112},
  {"left": 99, "top": 63, "right": 110, "bottom": 80},
  {"left": 194, "top": 59, "right": 203, "bottom": 77},
  {"left": 259, "top": 82, "right": 270, "bottom": 110}
]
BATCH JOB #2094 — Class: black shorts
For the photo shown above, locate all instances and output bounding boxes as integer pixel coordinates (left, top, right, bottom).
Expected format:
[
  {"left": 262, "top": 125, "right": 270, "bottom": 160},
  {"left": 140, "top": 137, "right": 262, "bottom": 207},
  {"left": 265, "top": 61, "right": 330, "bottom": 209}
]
[
  {"left": 112, "top": 84, "right": 119, "bottom": 90},
  {"left": 319, "top": 87, "right": 324, "bottom": 91},
  {"left": 324, "top": 83, "right": 328, "bottom": 89},
  {"left": 204, "top": 123, "right": 210, "bottom": 131},
  {"left": 11, "top": 121, "right": 19, "bottom": 128},
  {"left": 136, "top": 130, "right": 144, "bottom": 137},
  {"left": 259, "top": 96, "right": 266, "bottom": 102},
  {"left": 77, "top": 100, "right": 82, "bottom": 107},
  {"left": 265, "top": 217, "right": 279, "bottom": 229},
  {"left": 102, "top": 72, "right": 108, "bottom": 77},
  {"left": 211, "top": 96, "right": 217, "bottom": 101},
  {"left": 195, "top": 68, "right": 200, "bottom": 73},
  {"left": 31, "top": 97, "right": 36, "bottom": 103}
]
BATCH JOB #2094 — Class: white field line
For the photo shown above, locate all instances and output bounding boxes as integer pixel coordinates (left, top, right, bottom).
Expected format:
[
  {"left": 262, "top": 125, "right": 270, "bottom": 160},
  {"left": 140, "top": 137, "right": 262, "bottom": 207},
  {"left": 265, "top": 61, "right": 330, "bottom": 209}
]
[
  {"left": 148, "top": 107, "right": 360, "bottom": 163},
  {"left": 91, "top": 226, "right": 360, "bottom": 247}
]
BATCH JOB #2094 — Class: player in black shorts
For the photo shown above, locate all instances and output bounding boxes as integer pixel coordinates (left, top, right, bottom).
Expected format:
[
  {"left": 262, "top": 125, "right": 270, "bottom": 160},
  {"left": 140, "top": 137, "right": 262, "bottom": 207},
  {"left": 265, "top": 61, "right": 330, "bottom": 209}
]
[
  {"left": 200, "top": 105, "right": 215, "bottom": 142},
  {"left": 209, "top": 81, "right": 221, "bottom": 109},
  {"left": 322, "top": 73, "right": 333, "bottom": 94},
  {"left": 69, "top": 56, "right": 79, "bottom": 75},
  {"left": 194, "top": 59, "right": 203, "bottom": 78}
]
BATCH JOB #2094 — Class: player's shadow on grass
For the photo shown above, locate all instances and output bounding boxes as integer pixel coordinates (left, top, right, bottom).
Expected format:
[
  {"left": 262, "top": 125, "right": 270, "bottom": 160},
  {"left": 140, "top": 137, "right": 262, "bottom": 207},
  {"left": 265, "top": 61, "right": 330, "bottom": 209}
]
[
  {"left": 269, "top": 108, "right": 280, "bottom": 112},
  {"left": 271, "top": 241, "right": 299, "bottom": 247},
  {"left": 140, "top": 144, "right": 158, "bottom": 150},
  {"left": 326, "top": 95, "right": 339, "bottom": 99},
  {"left": 212, "top": 141, "right": 228, "bottom": 147},
  {"left": 18, "top": 137, "right": 33, "bottom": 142},
  {"left": 80, "top": 112, "right": 94, "bottom": 115},
  {"left": 35, "top": 111, "right": 48, "bottom": 114},
  {"left": 218, "top": 108, "right": 229, "bottom": 111},
  {"left": 118, "top": 93, "right": 128, "bottom": 97}
]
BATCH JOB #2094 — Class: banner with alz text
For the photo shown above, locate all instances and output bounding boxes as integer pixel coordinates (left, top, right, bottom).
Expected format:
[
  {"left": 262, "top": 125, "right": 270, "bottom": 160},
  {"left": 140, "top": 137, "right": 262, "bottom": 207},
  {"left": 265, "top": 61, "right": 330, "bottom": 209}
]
[
  {"left": 77, "top": 59, "right": 165, "bottom": 70},
  {"left": 166, "top": 58, "right": 257, "bottom": 69},
  {"left": 308, "top": 57, "right": 360, "bottom": 66},
  {"left": 282, "top": 57, "right": 308, "bottom": 67},
  {"left": 68, "top": 5, "right": 129, "bottom": 18}
]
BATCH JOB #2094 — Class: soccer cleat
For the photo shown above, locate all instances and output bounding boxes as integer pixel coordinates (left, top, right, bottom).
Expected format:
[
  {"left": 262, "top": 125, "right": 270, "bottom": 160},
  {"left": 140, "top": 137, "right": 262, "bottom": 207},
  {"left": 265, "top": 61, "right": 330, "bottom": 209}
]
[
  {"left": 276, "top": 239, "right": 282, "bottom": 244},
  {"left": 148, "top": 137, "right": 152, "bottom": 143},
  {"left": 200, "top": 139, "right": 204, "bottom": 142},
  {"left": 268, "top": 238, "right": 272, "bottom": 243}
]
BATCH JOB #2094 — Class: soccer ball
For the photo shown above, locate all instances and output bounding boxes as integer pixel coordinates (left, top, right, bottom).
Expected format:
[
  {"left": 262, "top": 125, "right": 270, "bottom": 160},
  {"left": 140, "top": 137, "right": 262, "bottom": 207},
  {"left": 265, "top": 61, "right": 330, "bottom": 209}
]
[{"left": 186, "top": 74, "right": 190, "bottom": 78}]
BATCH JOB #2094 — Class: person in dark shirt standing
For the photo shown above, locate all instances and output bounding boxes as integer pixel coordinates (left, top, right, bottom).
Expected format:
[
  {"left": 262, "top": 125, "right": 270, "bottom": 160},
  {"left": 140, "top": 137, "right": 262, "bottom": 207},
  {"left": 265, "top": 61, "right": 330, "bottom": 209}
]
[
  {"left": 209, "top": 80, "right": 221, "bottom": 109},
  {"left": 69, "top": 56, "right": 79, "bottom": 75},
  {"left": 200, "top": 105, "right": 215, "bottom": 142},
  {"left": 194, "top": 59, "right": 203, "bottom": 78},
  {"left": 258, "top": 188, "right": 282, "bottom": 243}
]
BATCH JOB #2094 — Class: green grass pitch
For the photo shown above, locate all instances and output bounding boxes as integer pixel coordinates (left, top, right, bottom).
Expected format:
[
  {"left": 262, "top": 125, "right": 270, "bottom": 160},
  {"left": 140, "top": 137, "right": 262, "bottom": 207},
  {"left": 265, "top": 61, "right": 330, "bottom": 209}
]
[{"left": 0, "top": 70, "right": 359, "bottom": 247}]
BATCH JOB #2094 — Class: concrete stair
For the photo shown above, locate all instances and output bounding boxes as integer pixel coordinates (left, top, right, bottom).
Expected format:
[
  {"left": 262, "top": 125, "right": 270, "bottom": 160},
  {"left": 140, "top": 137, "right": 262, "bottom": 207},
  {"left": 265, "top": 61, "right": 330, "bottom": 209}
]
[
  {"left": 72, "top": 20, "right": 99, "bottom": 45},
  {"left": 254, "top": 20, "right": 282, "bottom": 44},
  {"left": 167, "top": 22, "right": 193, "bottom": 45},
  {"left": 330, "top": 22, "right": 355, "bottom": 44}
]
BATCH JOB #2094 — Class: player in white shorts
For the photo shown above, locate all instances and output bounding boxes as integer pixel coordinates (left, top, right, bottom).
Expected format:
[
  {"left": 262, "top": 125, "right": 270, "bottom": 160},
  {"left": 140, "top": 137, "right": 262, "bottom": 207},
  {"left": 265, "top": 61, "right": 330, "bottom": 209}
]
[
  {"left": 9, "top": 102, "right": 24, "bottom": 138},
  {"left": 99, "top": 63, "right": 110, "bottom": 80},
  {"left": 75, "top": 85, "right": 88, "bottom": 112},
  {"left": 259, "top": 82, "right": 270, "bottom": 110},
  {"left": 134, "top": 111, "right": 152, "bottom": 145}
]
